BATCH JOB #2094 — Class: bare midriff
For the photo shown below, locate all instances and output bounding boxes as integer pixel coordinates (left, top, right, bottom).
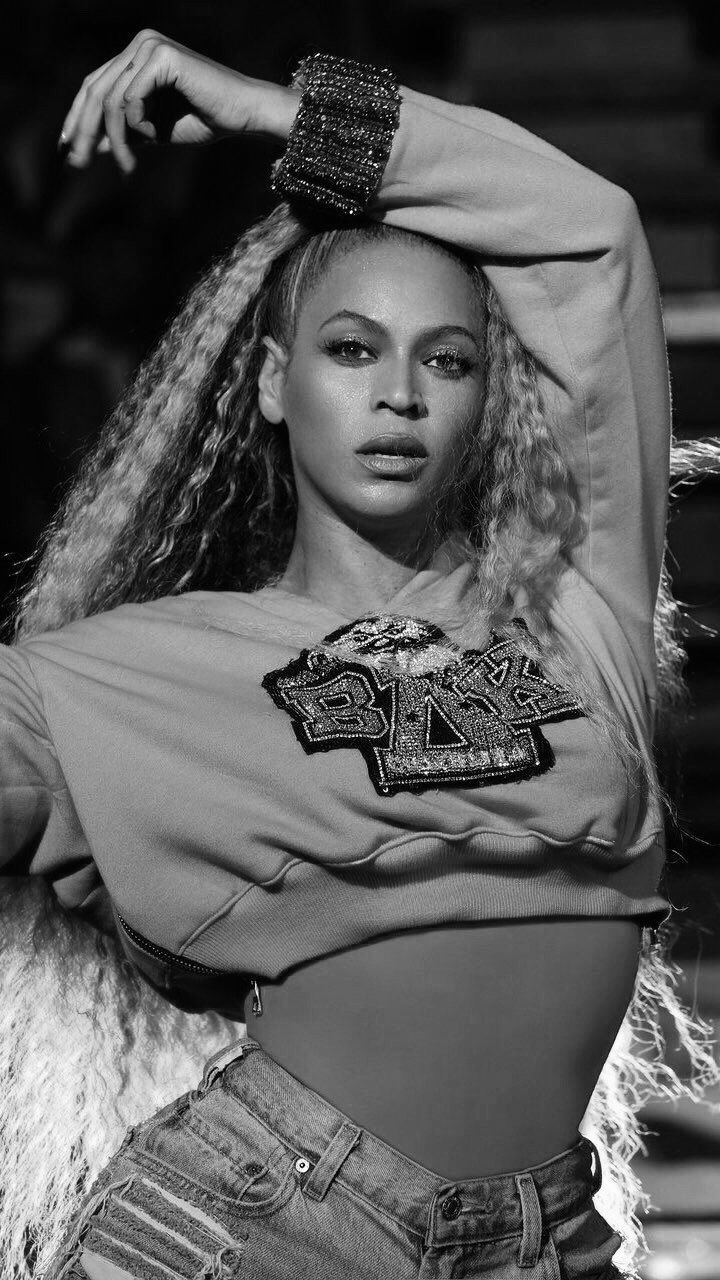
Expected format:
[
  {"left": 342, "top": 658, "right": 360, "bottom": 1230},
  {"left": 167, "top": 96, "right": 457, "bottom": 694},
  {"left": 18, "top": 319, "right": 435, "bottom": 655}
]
[{"left": 242, "top": 918, "right": 642, "bottom": 1180}]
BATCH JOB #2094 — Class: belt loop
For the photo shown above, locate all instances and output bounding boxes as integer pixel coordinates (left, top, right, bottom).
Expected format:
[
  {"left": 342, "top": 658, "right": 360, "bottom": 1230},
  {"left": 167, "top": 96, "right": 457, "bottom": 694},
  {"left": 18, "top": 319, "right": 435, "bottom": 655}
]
[
  {"left": 515, "top": 1173, "right": 543, "bottom": 1268},
  {"left": 302, "top": 1121, "right": 362, "bottom": 1202},
  {"left": 200, "top": 1035, "right": 250, "bottom": 1091}
]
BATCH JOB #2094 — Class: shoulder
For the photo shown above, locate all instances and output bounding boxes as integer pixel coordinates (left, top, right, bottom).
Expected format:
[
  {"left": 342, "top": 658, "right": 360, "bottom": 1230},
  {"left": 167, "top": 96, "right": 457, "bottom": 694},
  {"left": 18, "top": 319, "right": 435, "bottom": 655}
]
[
  {"left": 15, "top": 593, "right": 225, "bottom": 682},
  {"left": 14, "top": 587, "right": 307, "bottom": 681},
  {"left": 19, "top": 593, "right": 198, "bottom": 649}
]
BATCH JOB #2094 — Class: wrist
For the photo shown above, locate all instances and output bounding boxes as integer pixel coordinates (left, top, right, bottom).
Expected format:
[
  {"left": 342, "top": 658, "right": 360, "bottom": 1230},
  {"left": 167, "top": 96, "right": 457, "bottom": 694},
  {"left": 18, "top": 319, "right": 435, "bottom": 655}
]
[
  {"left": 270, "top": 54, "right": 401, "bottom": 216},
  {"left": 255, "top": 83, "right": 301, "bottom": 141}
]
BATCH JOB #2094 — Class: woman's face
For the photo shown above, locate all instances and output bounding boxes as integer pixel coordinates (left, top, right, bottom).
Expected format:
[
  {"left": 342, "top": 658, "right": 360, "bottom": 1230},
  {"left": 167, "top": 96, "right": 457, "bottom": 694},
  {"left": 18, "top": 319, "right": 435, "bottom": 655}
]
[{"left": 258, "top": 236, "right": 486, "bottom": 537}]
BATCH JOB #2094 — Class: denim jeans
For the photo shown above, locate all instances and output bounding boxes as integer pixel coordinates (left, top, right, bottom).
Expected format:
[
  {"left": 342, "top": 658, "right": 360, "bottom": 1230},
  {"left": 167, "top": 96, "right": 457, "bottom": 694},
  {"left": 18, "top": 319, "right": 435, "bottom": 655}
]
[{"left": 46, "top": 1032, "right": 625, "bottom": 1280}]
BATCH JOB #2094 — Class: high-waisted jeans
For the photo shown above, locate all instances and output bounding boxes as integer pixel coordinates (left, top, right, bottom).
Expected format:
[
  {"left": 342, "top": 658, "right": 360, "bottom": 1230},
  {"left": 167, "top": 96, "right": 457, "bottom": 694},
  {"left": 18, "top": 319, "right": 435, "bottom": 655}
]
[{"left": 46, "top": 1032, "right": 625, "bottom": 1280}]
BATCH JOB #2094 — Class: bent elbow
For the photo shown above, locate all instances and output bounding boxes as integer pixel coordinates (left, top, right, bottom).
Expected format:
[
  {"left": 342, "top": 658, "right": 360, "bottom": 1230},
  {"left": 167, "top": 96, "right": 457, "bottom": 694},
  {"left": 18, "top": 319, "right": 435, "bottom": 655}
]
[{"left": 602, "top": 184, "right": 645, "bottom": 255}]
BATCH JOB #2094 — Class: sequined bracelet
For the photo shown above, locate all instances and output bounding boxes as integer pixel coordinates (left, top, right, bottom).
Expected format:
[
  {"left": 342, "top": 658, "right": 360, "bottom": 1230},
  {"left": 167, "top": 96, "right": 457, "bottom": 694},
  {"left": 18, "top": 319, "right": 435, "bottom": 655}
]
[{"left": 270, "top": 52, "right": 402, "bottom": 217}]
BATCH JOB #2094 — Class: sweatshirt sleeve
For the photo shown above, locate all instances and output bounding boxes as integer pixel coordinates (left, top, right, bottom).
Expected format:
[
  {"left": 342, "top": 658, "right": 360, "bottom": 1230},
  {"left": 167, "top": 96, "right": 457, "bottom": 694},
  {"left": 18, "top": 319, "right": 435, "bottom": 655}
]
[
  {"left": 372, "top": 87, "right": 670, "bottom": 704},
  {"left": 0, "top": 644, "right": 94, "bottom": 905}
]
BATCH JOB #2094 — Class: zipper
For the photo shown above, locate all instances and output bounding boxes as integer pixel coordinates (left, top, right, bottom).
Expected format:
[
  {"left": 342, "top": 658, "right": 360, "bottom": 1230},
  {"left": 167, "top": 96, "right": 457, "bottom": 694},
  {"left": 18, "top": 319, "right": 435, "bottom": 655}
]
[
  {"left": 116, "top": 913, "right": 263, "bottom": 1015},
  {"left": 117, "top": 912, "right": 228, "bottom": 974}
]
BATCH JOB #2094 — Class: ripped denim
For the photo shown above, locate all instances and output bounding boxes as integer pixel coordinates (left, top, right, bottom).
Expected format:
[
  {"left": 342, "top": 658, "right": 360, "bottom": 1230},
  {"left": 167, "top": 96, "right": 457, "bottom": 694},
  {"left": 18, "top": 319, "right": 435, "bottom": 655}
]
[{"left": 44, "top": 1032, "right": 626, "bottom": 1280}]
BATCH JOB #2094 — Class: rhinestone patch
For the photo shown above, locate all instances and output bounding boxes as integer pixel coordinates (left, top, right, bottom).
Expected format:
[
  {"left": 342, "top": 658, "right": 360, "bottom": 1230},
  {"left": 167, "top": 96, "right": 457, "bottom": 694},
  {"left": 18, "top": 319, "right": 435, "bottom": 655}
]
[{"left": 262, "top": 615, "right": 585, "bottom": 796}]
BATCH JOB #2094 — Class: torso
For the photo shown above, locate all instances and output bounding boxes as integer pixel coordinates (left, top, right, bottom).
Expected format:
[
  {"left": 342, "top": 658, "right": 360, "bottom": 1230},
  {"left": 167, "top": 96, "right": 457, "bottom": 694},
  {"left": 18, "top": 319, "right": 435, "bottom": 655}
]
[{"left": 243, "top": 918, "right": 642, "bottom": 1179}]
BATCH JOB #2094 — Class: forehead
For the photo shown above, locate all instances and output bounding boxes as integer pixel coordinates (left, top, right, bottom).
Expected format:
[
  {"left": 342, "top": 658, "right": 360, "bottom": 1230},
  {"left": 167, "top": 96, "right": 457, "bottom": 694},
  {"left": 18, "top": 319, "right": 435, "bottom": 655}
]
[{"left": 298, "top": 236, "right": 484, "bottom": 334}]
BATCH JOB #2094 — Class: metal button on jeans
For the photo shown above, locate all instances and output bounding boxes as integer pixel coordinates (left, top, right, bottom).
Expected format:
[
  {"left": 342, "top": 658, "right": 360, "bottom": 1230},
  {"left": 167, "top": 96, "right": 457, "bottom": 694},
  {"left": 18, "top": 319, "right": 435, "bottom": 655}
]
[
  {"left": 441, "top": 1192, "right": 462, "bottom": 1220},
  {"left": 295, "top": 1157, "right": 311, "bottom": 1173}
]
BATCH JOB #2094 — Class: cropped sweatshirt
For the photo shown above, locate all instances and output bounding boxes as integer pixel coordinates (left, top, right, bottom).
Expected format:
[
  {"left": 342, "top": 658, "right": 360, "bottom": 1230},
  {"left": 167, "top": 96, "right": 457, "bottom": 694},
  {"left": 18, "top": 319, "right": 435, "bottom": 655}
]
[{"left": 0, "top": 86, "right": 671, "bottom": 1013}]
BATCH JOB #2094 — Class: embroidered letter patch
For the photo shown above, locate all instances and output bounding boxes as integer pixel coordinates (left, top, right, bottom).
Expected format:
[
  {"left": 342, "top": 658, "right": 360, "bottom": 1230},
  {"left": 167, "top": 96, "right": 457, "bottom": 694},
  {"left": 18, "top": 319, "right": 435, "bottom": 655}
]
[{"left": 262, "top": 615, "right": 584, "bottom": 796}]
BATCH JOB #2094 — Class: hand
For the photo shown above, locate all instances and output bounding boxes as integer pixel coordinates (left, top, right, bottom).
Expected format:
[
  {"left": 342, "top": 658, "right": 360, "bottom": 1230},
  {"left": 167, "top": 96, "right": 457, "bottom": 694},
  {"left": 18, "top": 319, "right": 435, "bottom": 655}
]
[{"left": 59, "top": 29, "right": 299, "bottom": 174}]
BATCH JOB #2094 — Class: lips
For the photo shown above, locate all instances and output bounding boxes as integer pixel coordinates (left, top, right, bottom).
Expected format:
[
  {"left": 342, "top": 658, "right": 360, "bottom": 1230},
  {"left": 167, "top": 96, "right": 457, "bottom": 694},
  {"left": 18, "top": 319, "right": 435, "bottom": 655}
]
[
  {"left": 355, "top": 434, "right": 428, "bottom": 479},
  {"left": 355, "top": 433, "right": 428, "bottom": 459}
]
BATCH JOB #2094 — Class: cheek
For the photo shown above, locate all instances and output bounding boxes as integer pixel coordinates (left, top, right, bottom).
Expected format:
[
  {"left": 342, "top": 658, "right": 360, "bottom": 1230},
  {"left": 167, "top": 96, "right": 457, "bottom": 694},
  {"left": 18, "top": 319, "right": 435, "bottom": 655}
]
[
  {"left": 283, "top": 363, "right": 360, "bottom": 442},
  {"left": 433, "top": 387, "right": 483, "bottom": 458}
]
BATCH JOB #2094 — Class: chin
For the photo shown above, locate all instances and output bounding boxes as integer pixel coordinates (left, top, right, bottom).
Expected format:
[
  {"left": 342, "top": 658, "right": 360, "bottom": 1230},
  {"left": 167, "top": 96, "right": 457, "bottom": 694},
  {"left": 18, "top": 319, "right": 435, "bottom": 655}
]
[{"left": 336, "top": 485, "right": 439, "bottom": 532}]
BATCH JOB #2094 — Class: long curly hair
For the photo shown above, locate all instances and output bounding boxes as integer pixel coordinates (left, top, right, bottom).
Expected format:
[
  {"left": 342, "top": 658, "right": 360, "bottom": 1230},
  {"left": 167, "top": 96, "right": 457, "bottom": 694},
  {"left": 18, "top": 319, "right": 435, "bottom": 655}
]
[
  {"left": 3, "top": 204, "right": 720, "bottom": 1277},
  {"left": 13, "top": 204, "right": 586, "bottom": 629},
  {"left": 11, "top": 205, "right": 712, "bottom": 766},
  {"left": 5, "top": 205, "right": 672, "bottom": 800}
]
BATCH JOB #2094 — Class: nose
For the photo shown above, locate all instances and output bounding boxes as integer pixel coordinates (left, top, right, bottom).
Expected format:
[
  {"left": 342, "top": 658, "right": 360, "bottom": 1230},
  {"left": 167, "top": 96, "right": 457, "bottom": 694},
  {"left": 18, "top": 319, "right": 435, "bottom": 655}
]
[{"left": 373, "top": 358, "right": 426, "bottom": 417}]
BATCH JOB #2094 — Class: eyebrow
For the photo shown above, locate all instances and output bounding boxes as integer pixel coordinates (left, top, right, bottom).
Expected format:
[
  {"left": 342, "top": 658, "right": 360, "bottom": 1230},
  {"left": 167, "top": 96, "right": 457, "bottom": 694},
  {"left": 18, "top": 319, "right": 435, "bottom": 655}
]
[{"left": 318, "top": 309, "right": 482, "bottom": 348}]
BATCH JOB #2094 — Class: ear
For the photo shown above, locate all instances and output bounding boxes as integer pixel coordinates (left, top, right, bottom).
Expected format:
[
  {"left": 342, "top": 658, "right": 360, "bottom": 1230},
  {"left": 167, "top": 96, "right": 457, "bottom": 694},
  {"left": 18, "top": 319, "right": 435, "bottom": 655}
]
[{"left": 258, "top": 336, "right": 290, "bottom": 425}]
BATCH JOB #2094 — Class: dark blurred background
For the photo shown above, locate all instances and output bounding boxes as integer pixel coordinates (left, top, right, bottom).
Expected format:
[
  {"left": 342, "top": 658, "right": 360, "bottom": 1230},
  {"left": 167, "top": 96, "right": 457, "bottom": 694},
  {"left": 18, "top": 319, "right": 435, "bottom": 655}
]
[{"left": 2, "top": 1, "right": 719, "bottom": 1271}]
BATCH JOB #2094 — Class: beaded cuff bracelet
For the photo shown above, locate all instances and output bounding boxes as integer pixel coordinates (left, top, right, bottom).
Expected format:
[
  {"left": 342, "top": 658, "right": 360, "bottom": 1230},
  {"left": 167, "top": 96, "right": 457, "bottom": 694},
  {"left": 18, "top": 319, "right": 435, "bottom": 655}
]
[{"left": 270, "top": 52, "right": 402, "bottom": 217}]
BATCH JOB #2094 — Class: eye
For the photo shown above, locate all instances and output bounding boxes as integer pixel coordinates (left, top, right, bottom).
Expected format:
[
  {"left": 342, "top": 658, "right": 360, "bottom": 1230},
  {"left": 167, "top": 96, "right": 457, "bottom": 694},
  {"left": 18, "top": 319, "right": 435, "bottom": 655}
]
[
  {"left": 426, "top": 349, "right": 473, "bottom": 378},
  {"left": 322, "top": 337, "right": 474, "bottom": 377},
  {"left": 323, "top": 337, "right": 375, "bottom": 362}
]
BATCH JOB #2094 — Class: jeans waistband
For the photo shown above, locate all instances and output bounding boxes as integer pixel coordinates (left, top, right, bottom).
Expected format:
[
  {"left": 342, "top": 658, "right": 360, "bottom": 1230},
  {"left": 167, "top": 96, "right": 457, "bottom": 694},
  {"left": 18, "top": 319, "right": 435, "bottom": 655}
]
[{"left": 207, "top": 1033, "right": 603, "bottom": 1252}]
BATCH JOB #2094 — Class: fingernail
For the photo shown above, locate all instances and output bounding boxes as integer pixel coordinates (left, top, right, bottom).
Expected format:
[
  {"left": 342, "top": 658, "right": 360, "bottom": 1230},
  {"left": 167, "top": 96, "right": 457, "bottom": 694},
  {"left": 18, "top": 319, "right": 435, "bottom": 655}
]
[{"left": 57, "top": 131, "right": 70, "bottom": 154}]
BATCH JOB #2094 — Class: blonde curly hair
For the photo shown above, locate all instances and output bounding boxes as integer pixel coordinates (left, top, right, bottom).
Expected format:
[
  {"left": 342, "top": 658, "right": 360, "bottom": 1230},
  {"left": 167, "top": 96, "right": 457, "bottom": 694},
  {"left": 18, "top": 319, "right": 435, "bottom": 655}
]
[{"left": 13, "top": 205, "right": 585, "bottom": 629}]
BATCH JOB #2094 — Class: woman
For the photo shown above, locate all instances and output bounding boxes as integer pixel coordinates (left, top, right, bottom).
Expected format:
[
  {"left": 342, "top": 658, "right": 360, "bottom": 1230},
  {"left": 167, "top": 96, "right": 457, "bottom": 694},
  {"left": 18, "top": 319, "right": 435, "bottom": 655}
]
[{"left": 1, "top": 31, "right": 717, "bottom": 1280}]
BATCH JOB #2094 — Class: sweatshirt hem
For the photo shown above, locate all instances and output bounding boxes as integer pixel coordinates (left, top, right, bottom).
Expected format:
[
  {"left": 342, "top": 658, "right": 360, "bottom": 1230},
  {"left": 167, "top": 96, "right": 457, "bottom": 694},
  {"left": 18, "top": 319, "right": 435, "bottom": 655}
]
[{"left": 184, "top": 843, "right": 667, "bottom": 974}]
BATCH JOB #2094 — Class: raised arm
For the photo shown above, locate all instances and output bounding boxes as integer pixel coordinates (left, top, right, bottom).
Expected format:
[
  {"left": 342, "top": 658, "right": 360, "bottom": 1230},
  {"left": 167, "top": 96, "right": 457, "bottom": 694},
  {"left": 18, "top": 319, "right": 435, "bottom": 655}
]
[
  {"left": 371, "top": 88, "right": 670, "bottom": 702},
  {"left": 59, "top": 37, "right": 671, "bottom": 702}
]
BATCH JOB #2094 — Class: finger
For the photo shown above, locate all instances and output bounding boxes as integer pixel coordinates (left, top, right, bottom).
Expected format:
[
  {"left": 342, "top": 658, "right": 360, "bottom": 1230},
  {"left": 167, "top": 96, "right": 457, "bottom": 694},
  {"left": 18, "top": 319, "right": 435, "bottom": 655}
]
[
  {"left": 103, "top": 57, "right": 145, "bottom": 173},
  {"left": 123, "top": 93, "right": 156, "bottom": 139},
  {"left": 95, "top": 121, "right": 154, "bottom": 158},
  {"left": 67, "top": 48, "right": 151, "bottom": 168},
  {"left": 59, "top": 57, "right": 115, "bottom": 149},
  {"left": 61, "top": 30, "right": 164, "bottom": 163},
  {"left": 120, "top": 43, "right": 177, "bottom": 139},
  {"left": 75, "top": 35, "right": 168, "bottom": 168},
  {"left": 60, "top": 43, "right": 148, "bottom": 150},
  {"left": 65, "top": 73, "right": 110, "bottom": 168}
]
